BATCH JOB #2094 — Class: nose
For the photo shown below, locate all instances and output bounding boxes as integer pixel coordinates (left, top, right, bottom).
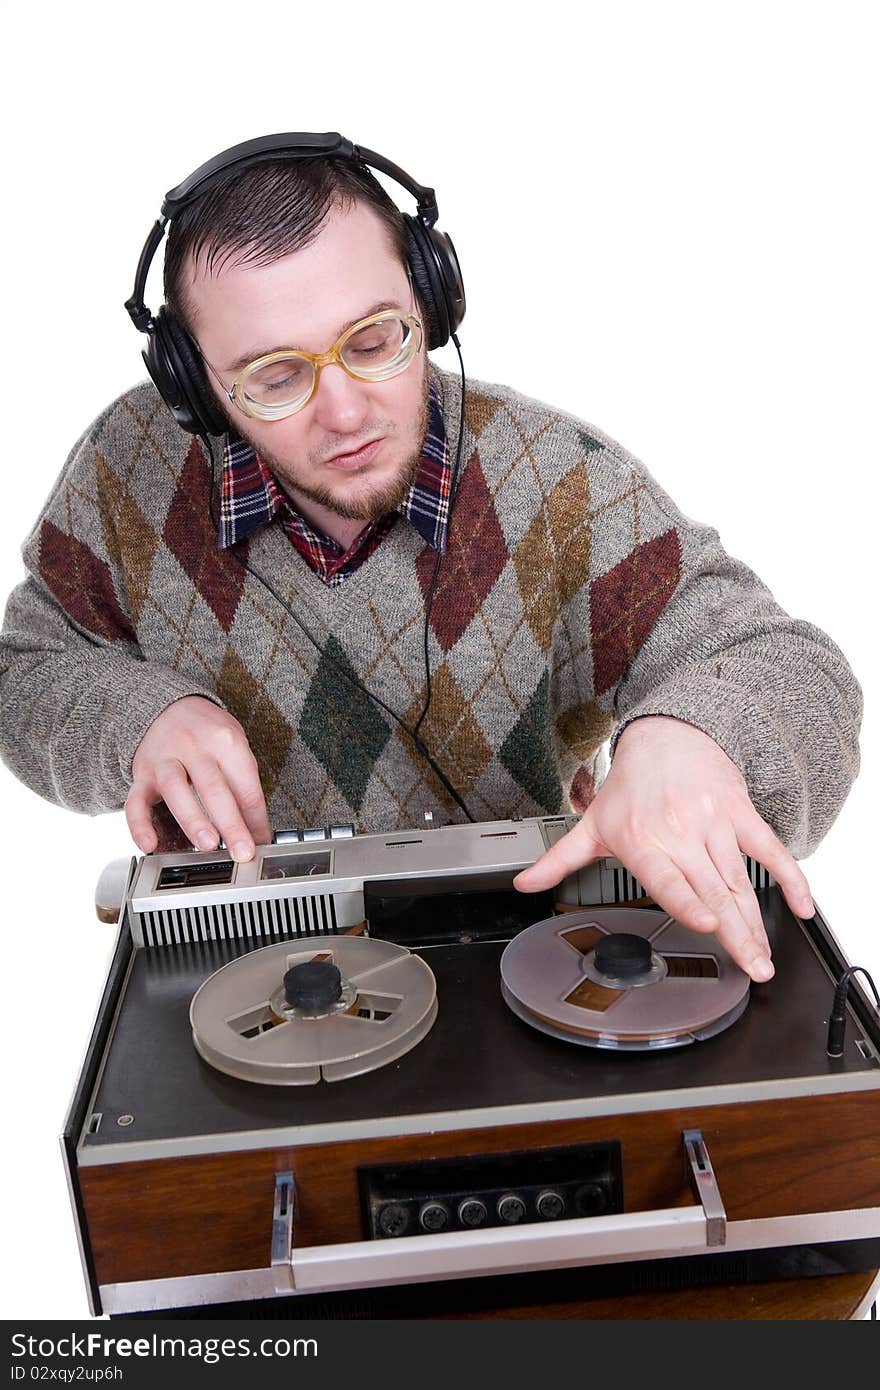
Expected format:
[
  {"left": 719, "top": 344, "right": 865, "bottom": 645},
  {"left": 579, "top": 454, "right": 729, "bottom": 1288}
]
[{"left": 311, "top": 360, "right": 371, "bottom": 434}]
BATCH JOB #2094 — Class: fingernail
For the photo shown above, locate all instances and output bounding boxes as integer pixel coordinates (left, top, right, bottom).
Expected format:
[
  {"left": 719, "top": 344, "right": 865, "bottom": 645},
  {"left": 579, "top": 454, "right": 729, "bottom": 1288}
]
[
  {"left": 800, "top": 897, "right": 815, "bottom": 918},
  {"left": 232, "top": 841, "right": 254, "bottom": 862},
  {"left": 196, "top": 830, "right": 216, "bottom": 851},
  {"left": 752, "top": 956, "right": 774, "bottom": 982}
]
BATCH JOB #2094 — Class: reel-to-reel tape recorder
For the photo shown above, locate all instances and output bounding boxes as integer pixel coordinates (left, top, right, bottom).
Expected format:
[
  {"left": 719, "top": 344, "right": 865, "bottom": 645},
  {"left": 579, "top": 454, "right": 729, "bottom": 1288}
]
[{"left": 62, "top": 813, "right": 880, "bottom": 1317}]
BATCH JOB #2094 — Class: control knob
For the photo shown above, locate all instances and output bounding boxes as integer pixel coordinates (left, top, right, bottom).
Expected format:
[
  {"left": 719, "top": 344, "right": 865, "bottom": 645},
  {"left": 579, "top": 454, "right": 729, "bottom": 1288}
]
[
  {"left": 377, "top": 1203, "right": 409, "bottom": 1238},
  {"left": 496, "top": 1193, "right": 527, "bottom": 1224},
  {"left": 458, "top": 1198, "right": 488, "bottom": 1228},
  {"left": 419, "top": 1201, "right": 450, "bottom": 1232},
  {"left": 536, "top": 1189, "right": 566, "bottom": 1220}
]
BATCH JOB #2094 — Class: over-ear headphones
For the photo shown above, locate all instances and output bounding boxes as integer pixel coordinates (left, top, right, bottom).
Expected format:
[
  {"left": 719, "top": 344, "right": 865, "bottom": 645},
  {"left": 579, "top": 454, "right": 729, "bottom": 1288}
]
[{"left": 125, "top": 132, "right": 466, "bottom": 437}]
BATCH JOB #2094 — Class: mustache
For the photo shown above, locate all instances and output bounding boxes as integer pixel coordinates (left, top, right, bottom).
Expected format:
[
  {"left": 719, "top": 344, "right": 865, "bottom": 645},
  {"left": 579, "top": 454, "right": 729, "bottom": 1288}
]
[{"left": 312, "top": 423, "right": 393, "bottom": 465}]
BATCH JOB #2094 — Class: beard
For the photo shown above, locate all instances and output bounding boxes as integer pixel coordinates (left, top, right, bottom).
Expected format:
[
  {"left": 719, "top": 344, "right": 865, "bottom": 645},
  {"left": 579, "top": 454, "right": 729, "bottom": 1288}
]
[{"left": 230, "top": 364, "right": 431, "bottom": 524}]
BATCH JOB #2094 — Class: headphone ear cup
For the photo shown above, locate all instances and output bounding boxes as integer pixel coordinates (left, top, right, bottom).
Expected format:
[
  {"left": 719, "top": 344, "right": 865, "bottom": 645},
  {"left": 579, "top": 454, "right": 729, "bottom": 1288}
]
[
  {"left": 146, "top": 309, "right": 228, "bottom": 437},
  {"left": 404, "top": 219, "right": 444, "bottom": 350},
  {"left": 428, "top": 226, "right": 466, "bottom": 340},
  {"left": 404, "top": 216, "right": 452, "bottom": 351}
]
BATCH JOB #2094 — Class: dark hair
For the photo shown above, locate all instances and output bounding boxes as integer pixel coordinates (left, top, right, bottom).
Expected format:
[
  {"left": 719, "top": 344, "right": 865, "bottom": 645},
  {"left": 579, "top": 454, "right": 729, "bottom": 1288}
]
[{"left": 163, "top": 156, "right": 412, "bottom": 333}]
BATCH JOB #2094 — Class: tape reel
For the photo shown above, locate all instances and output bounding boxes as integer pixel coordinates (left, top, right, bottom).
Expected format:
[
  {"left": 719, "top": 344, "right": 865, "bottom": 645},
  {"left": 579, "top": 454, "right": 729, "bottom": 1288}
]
[
  {"left": 190, "top": 936, "right": 437, "bottom": 1084},
  {"left": 500, "top": 908, "right": 750, "bottom": 1050}
]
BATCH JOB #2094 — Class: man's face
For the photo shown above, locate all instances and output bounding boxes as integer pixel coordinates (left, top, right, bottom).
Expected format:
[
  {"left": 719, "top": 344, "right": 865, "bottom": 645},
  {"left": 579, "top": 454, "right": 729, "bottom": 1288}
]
[{"left": 185, "top": 200, "right": 429, "bottom": 523}]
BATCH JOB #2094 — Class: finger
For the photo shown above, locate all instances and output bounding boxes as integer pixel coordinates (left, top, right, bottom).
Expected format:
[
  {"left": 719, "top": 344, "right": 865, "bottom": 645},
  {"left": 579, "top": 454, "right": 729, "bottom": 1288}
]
[
  {"left": 152, "top": 760, "right": 224, "bottom": 853},
  {"left": 612, "top": 842, "right": 721, "bottom": 935},
  {"left": 636, "top": 843, "right": 771, "bottom": 982},
  {"left": 222, "top": 750, "right": 272, "bottom": 848},
  {"left": 125, "top": 784, "right": 160, "bottom": 854},
  {"left": 705, "top": 825, "right": 770, "bottom": 954},
  {"left": 182, "top": 760, "right": 260, "bottom": 862},
  {"left": 676, "top": 835, "right": 773, "bottom": 980},
  {"left": 733, "top": 810, "right": 815, "bottom": 919},
  {"left": 513, "top": 816, "right": 605, "bottom": 893}
]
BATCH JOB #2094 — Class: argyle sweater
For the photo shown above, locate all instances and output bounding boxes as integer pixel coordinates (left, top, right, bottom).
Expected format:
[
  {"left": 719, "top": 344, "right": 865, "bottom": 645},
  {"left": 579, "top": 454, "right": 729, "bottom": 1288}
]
[{"left": 0, "top": 364, "right": 863, "bottom": 854}]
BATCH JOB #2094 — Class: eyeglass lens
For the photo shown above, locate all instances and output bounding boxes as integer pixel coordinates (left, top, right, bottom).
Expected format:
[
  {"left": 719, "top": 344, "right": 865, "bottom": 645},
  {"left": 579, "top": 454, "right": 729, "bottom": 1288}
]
[{"left": 241, "top": 314, "right": 416, "bottom": 413}]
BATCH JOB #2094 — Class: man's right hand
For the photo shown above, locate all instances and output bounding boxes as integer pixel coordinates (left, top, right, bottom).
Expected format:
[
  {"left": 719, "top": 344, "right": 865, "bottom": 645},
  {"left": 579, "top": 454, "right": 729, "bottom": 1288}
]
[{"left": 125, "top": 697, "right": 272, "bottom": 862}]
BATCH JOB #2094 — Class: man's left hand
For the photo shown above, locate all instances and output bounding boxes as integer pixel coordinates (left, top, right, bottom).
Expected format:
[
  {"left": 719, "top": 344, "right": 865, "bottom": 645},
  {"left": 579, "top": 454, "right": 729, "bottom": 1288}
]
[{"left": 513, "top": 716, "right": 815, "bottom": 982}]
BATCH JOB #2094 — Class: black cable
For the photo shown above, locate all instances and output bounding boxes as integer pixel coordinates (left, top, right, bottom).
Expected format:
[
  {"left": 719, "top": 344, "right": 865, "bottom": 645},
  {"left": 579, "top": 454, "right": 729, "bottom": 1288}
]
[
  {"left": 199, "top": 345, "right": 476, "bottom": 824},
  {"left": 826, "top": 964, "right": 880, "bottom": 1058}
]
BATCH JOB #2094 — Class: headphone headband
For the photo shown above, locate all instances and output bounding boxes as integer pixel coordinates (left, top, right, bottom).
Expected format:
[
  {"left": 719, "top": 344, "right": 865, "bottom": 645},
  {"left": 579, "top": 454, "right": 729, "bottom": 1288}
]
[
  {"left": 126, "top": 132, "right": 464, "bottom": 435},
  {"left": 161, "top": 132, "right": 440, "bottom": 225}
]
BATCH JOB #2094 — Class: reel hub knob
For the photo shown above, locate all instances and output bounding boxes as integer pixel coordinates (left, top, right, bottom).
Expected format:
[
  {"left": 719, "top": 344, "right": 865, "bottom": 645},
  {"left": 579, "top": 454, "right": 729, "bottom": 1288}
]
[
  {"left": 283, "top": 961, "right": 343, "bottom": 1013},
  {"left": 593, "top": 931, "right": 653, "bottom": 981}
]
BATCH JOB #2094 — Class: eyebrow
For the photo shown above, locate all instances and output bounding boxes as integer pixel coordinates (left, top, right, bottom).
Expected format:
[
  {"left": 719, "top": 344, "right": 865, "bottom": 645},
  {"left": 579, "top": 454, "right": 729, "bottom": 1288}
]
[{"left": 224, "top": 300, "right": 403, "bottom": 373}]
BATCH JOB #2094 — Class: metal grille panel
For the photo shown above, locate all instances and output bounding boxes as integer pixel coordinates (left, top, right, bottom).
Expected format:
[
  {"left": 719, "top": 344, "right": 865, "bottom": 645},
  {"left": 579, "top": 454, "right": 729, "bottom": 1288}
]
[
  {"left": 579, "top": 854, "right": 771, "bottom": 907},
  {"left": 133, "top": 893, "right": 339, "bottom": 948}
]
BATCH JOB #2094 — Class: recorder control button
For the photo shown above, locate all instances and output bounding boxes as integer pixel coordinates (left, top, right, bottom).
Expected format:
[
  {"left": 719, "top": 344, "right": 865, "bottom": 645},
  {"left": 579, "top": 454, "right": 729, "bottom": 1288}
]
[
  {"left": 536, "top": 1189, "right": 566, "bottom": 1220},
  {"left": 496, "top": 1193, "right": 527, "bottom": 1224},
  {"left": 458, "top": 1198, "right": 488, "bottom": 1228},
  {"left": 419, "top": 1201, "right": 450, "bottom": 1233}
]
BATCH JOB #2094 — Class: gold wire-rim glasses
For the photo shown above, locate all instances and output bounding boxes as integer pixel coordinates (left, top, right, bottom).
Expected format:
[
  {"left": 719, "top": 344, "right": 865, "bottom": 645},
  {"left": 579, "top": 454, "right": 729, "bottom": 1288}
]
[{"left": 200, "top": 310, "right": 424, "bottom": 422}]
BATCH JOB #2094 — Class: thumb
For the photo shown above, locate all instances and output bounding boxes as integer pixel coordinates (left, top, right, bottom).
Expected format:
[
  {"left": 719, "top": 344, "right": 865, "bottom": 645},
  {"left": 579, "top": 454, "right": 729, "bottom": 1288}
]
[{"left": 513, "top": 814, "right": 605, "bottom": 893}]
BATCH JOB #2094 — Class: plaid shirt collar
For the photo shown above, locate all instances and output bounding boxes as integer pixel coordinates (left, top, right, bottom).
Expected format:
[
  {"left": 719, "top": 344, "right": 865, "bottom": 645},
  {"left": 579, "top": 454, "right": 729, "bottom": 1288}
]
[{"left": 216, "top": 376, "right": 450, "bottom": 580}]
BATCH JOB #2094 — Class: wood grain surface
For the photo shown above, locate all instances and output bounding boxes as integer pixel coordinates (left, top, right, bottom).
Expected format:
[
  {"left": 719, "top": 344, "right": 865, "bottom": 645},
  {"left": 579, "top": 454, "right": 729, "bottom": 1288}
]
[{"left": 79, "top": 1089, "right": 880, "bottom": 1288}]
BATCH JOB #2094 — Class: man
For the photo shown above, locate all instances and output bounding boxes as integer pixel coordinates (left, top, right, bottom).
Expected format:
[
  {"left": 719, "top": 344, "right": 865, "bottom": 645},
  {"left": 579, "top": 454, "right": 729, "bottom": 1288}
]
[{"left": 0, "top": 139, "right": 862, "bottom": 986}]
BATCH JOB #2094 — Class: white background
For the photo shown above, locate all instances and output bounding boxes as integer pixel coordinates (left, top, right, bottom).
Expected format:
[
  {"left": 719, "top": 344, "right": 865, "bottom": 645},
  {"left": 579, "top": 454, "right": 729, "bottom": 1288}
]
[{"left": 1, "top": 1, "right": 877, "bottom": 1320}]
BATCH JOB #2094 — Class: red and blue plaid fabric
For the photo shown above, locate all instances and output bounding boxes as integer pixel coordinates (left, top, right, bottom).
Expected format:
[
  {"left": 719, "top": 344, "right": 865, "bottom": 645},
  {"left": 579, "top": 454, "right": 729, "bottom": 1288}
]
[{"left": 217, "top": 378, "right": 449, "bottom": 586}]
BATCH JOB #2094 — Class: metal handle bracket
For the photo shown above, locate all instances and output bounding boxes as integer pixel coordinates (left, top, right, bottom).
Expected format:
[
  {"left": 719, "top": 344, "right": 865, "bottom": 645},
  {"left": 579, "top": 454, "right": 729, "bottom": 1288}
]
[
  {"left": 270, "top": 1171, "right": 295, "bottom": 1293},
  {"left": 684, "top": 1128, "right": 727, "bottom": 1246}
]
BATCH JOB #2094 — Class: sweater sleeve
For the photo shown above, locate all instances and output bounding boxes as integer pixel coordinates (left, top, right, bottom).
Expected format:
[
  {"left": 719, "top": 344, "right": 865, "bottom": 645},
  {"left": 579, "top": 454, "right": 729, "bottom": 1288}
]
[
  {"left": 0, "top": 576, "right": 223, "bottom": 814},
  {"left": 609, "top": 511, "right": 863, "bottom": 860},
  {"left": 0, "top": 392, "right": 225, "bottom": 816}
]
